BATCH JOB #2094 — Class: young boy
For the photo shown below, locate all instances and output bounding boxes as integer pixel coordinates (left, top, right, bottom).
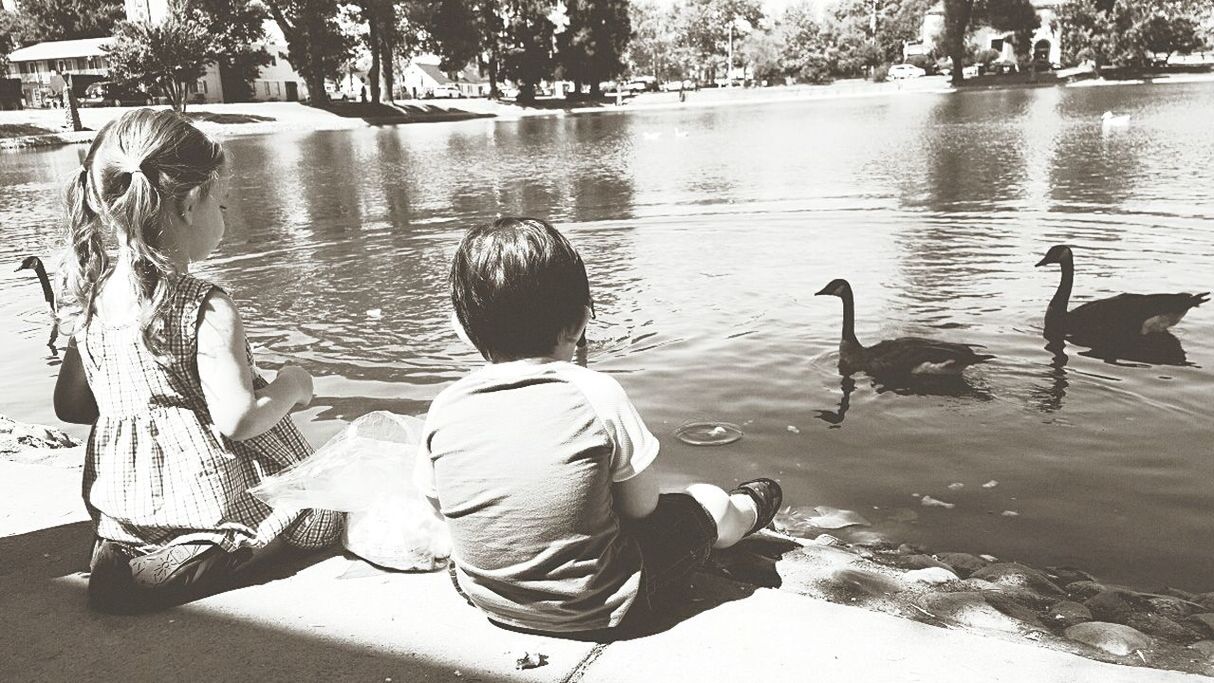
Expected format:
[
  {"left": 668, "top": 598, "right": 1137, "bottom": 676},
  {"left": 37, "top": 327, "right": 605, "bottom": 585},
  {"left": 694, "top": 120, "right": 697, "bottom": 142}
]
[{"left": 415, "top": 217, "right": 782, "bottom": 634}]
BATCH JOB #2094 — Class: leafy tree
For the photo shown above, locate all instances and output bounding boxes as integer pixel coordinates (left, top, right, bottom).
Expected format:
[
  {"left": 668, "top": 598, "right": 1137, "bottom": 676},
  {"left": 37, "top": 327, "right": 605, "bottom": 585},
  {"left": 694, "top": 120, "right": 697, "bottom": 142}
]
[
  {"left": 186, "top": 0, "right": 271, "bottom": 102},
  {"left": 105, "top": 2, "right": 215, "bottom": 112},
  {"left": 499, "top": 0, "right": 559, "bottom": 102},
  {"left": 423, "top": 0, "right": 507, "bottom": 96},
  {"left": 737, "top": 23, "right": 785, "bottom": 82},
  {"left": 778, "top": 2, "right": 835, "bottom": 83},
  {"left": 558, "top": 0, "right": 631, "bottom": 96},
  {"left": 627, "top": 0, "right": 695, "bottom": 81},
  {"left": 6, "top": 0, "right": 123, "bottom": 46},
  {"left": 1059, "top": 0, "right": 1211, "bottom": 69},
  {"left": 682, "top": 0, "right": 764, "bottom": 81},
  {"left": 941, "top": 0, "right": 1038, "bottom": 84},
  {"left": 0, "top": 11, "right": 16, "bottom": 74},
  {"left": 264, "top": 0, "right": 357, "bottom": 103}
]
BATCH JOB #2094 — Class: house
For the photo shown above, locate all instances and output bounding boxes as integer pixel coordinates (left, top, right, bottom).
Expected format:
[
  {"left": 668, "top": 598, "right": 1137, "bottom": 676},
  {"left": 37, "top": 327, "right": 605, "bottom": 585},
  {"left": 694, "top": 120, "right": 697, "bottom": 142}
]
[
  {"left": 401, "top": 60, "right": 491, "bottom": 99},
  {"left": 909, "top": 1, "right": 1065, "bottom": 66}
]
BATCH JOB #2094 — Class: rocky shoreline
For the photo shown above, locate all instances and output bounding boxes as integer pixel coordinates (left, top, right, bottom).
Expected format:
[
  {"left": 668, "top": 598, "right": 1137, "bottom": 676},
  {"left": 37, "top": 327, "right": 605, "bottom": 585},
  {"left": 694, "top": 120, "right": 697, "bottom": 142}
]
[{"left": 3, "top": 413, "right": 1211, "bottom": 676}]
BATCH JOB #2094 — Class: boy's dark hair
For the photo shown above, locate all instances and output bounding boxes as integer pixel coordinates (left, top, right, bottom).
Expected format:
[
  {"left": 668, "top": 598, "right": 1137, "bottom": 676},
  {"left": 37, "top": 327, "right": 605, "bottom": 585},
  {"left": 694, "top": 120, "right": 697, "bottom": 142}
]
[{"left": 451, "top": 217, "right": 590, "bottom": 360}]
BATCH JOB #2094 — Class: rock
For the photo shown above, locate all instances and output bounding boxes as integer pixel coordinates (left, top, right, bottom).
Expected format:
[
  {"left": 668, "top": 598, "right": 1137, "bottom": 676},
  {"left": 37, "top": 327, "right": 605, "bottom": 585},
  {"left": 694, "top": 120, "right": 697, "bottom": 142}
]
[
  {"left": 1065, "top": 622, "right": 1151, "bottom": 656},
  {"left": 1191, "top": 614, "right": 1214, "bottom": 638},
  {"left": 1045, "top": 566, "right": 1095, "bottom": 586},
  {"left": 1125, "top": 613, "right": 1203, "bottom": 643},
  {"left": 920, "top": 495, "right": 955, "bottom": 509},
  {"left": 0, "top": 415, "right": 78, "bottom": 454},
  {"left": 970, "top": 562, "right": 1064, "bottom": 598},
  {"left": 829, "top": 568, "right": 902, "bottom": 598},
  {"left": 812, "top": 534, "right": 841, "bottom": 546},
  {"left": 934, "top": 552, "right": 988, "bottom": 578},
  {"left": 1066, "top": 581, "right": 1109, "bottom": 600},
  {"left": 920, "top": 592, "right": 1035, "bottom": 633},
  {"left": 896, "top": 542, "right": 927, "bottom": 555},
  {"left": 984, "top": 593, "right": 1043, "bottom": 627},
  {"left": 1148, "top": 595, "right": 1197, "bottom": 621},
  {"left": 888, "top": 553, "right": 951, "bottom": 571},
  {"left": 960, "top": 578, "right": 1056, "bottom": 609},
  {"left": 1084, "top": 590, "right": 1151, "bottom": 624},
  {"left": 1047, "top": 600, "right": 1092, "bottom": 628},
  {"left": 1190, "top": 640, "right": 1214, "bottom": 662},
  {"left": 1195, "top": 593, "right": 1214, "bottom": 612},
  {"left": 903, "top": 567, "right": 959, "bottom": 585},
  {"left": 1161, "top": 586, "right": 1196, "bottom": 601}
]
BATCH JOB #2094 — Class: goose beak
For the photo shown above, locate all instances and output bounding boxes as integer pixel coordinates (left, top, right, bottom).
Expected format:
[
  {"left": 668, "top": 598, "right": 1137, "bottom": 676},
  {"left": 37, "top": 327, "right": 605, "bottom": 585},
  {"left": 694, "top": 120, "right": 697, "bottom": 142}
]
[
  {"left": 1034, "top": 256, "right": 1050, "bottom": 267},
  {"left": 814, "top": 286, "right": 831, "bottom": 296}
]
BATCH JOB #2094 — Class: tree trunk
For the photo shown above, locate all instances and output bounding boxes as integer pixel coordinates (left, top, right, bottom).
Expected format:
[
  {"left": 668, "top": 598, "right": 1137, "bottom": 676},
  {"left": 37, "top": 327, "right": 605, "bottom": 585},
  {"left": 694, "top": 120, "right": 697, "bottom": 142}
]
[
  {"left": 488, "top": 55, "right": 499, "bottom": 98},
  {"left": 380, "top": 32, "right": 394, "bottom": 101},
  {"left": 946, "top": 0, "right": 974, "bottom": 86},
  {"left": 367, "top": 7, "right": 381, "bottom": 103}
]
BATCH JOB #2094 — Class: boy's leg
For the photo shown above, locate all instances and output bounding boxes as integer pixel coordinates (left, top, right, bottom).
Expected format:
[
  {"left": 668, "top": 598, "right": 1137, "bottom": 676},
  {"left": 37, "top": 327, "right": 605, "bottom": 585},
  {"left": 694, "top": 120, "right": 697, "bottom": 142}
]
[
  {"left": 624, "top": 493, "right": 718, "bottom": 615},
  {"left": 684, "top": 479, "right": 782, "bottom": 549}
]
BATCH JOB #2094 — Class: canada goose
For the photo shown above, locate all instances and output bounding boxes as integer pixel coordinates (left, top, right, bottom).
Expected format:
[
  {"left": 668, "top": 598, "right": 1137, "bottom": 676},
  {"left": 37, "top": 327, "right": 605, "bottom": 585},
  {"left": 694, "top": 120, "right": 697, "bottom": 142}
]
[
  {"left": 1035, "top": 245, "right": 1207, "bottom": 341},
  {"left": 16, "top": 256, "right": 55, "bottom": 313},
  {"left": 16, "top": 255, "right": 58, "bottom": 351},
  {"left": 815, "top": 278, "right": 994, "bottom": 376}
]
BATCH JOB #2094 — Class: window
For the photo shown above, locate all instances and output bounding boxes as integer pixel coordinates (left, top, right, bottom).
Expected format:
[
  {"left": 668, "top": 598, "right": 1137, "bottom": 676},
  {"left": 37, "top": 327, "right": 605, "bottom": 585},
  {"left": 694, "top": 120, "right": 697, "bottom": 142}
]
[
  {"left": 991, "top": 38, "right": 1004, "bottom": 51},
  {"left": 274, "top": 82, "right": 281, "bottom": 96},
  {"left": 201, "top": 80, "right": 208, "bottom": 94},
  {"left": 264, "top": 82, "right": 271, "bottom": 96}
]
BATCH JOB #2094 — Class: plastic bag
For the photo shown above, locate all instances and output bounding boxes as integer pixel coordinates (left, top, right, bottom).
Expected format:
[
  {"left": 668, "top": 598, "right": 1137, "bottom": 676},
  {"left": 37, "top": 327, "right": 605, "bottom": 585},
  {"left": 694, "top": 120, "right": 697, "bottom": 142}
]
[{"left": 250, "top": 411, "right": 450, "bottom": 571}]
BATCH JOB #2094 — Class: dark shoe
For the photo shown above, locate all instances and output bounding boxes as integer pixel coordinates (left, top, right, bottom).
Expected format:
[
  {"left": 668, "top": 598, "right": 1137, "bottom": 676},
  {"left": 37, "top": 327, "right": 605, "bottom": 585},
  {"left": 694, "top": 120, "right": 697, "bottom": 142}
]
[{"left": 731, "top": 478, "right": 783, "bottom": 536}]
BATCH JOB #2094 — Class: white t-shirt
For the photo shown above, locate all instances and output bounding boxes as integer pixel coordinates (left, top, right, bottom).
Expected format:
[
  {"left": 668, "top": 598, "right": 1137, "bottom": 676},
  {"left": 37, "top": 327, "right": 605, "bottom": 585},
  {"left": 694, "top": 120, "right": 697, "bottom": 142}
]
[{"left": 415, "top": 359, "right": 659, "bottom": 632}]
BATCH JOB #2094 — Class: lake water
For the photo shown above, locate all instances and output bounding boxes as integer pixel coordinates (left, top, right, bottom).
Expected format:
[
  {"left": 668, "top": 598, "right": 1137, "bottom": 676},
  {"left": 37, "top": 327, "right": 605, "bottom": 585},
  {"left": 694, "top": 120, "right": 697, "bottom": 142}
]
[{"left": 2, "top": 83, "right": 1212, "bottom": 591}]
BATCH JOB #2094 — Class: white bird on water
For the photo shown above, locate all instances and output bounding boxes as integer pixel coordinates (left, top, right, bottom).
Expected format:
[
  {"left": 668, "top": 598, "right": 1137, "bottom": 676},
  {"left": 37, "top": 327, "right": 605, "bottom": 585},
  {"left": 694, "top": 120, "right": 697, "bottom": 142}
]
[{"left": 1102, "top": 111, "right": 1131, "bottom": 129}]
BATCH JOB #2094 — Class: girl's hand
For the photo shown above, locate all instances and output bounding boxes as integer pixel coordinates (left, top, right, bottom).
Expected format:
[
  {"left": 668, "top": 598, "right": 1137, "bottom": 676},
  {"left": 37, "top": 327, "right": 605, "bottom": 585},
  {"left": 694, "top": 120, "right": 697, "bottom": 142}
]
[{"left": 277, "top": 364, "right": 314, "bottom": 407}]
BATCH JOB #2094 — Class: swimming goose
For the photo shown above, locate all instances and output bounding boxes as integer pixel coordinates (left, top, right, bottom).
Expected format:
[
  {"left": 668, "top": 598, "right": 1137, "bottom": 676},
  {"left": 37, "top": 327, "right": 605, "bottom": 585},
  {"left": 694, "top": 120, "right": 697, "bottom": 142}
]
[
  {"left": 16, "top": 255, "right": 59, "bottom": 351},
  {"left": 815, "top": 279, "right": 994, "bottom": 376},
  {"left": 1101, "top": 111, "right": 1131, "bottom": 128},
  {"left": 16, "top": 256, "right": 56, "bottom": 313},
  {"left": 1035, "top": 245, "right": 1207, "bottom": 341}
]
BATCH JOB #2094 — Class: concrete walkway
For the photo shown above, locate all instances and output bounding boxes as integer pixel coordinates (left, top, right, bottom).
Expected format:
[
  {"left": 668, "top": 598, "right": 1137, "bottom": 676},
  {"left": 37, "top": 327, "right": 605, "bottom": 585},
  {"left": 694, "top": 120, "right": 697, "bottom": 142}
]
[{"left": 1, "top": 460, "right": 1204, "bottom": 682}]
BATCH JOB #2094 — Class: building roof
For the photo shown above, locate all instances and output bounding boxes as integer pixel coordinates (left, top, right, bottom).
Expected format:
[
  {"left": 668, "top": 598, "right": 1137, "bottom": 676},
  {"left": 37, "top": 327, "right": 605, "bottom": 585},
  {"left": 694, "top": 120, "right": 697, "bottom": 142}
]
[
  {"left": 8, "top": 37, "right": 114, "bottom": 63},
  {"left": 414, "top": 63, "right": 453, "bottom": 85},
  {"left": 457, "top": 67, "right": 487, "bottom": 85}
]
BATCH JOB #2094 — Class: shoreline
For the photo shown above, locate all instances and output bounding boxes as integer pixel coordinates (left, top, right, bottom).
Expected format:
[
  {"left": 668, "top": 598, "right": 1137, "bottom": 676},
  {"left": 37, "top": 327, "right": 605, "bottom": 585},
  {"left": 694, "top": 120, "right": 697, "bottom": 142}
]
[
  {"left": 4, "top": 70, "right": 1214, "bottom": 151},
  {"left": 3, "top": 412, "right": 1211, "bottom": 677}
]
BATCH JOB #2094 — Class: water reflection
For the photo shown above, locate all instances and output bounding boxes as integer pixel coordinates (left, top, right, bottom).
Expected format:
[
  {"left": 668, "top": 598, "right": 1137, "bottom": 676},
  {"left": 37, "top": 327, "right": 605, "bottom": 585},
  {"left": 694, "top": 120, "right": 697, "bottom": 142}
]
[
  {"left": 1031, "top": 339, "right": 1070, "bottom": 414},
  {"left": 814, "top": 367, "right": 993, "bottom": 427},
  {"left": 1077, "top": 331, "right": 1189, "bottom": 367}
]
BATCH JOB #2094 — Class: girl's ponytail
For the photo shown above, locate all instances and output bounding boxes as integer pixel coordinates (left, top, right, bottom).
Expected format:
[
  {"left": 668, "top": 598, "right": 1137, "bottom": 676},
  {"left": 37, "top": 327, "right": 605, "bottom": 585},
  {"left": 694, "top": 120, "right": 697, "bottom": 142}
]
[
  {"left": 59, "top": 166, "right": 110, "bottom": 333},
  {"left": 57, "top": 108, "right": 225, "bottom": 357}
]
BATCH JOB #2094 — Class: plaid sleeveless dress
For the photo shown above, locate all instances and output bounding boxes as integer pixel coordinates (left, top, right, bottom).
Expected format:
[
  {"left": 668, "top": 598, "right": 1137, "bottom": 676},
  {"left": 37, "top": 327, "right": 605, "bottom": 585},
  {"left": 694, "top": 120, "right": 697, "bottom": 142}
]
[{"left": 77, "top": 273, "right": 340, "bottom": 553}]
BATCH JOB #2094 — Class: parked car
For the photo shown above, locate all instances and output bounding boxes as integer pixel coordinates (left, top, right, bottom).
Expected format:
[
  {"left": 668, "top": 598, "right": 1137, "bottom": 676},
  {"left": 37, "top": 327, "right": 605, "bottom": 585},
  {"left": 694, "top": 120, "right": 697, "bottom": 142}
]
[
  {"left": 962, "top": 65, "right": 981, "bottom": 78},
  {"left": 888, "top": 64, "right": 927, "bottom": 80},
  {"left": 429, "top": 84, "right": 462, "bottom": 99},
  {"left": 627, "top": 76, "right": 658, "bottom": 92},
  {"left": 988, "top": 60, "right": 1018, "bottom": 75},
  {"left": 81, "top": 81, "right": 153, "bottom": 107}
]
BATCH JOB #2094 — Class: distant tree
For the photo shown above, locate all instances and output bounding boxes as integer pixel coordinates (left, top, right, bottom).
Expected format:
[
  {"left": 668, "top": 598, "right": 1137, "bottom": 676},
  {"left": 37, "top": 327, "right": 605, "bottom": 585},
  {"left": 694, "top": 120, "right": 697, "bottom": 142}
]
[
  {"left": 682, "top": 0, "right": 764, "bottom": 81},
  {"left": 105, "top": 3, "right": 215, "bottom": 112},
  {"left": 941, "top": 0, "right": 1038, "bottom": 84},
  {"left": 7, "top": 0, "right": 123, "bottom": 46},
  {"left": 737, "top": 24, "right": 785, "bottom": 82},
  {"left": 187, "top": 0, "right": 271, "bottom": 102},
  {"left": 779, "top": 1, "right": 835, "bottom": 83},
  {"left": 499, "top": 0, "right": 560, "bottom": 102},
  {"left": 627, "top": 0, "right": 695, "bottom": 82},
  {"left": 558, "top": 0, "right": 632, "bottom": 96},
  {"left": 263, "top": 0, "right": 357, "bottom": 104},
  {"left": 423, "top": 0, "right": 507, "bottom": 96},
  {"left": 0, "top": 11, "right": 16, "bottom": 74},
  {"left": 1060, "top": 0, "right": 1210, "bottom": 69}
]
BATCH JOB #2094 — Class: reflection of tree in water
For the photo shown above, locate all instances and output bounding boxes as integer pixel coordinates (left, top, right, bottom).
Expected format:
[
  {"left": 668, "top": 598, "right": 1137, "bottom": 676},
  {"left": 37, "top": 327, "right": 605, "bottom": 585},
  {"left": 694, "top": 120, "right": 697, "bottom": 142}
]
[{"left": 1048, "top": 114, "right": 1141, "bottom": 220}]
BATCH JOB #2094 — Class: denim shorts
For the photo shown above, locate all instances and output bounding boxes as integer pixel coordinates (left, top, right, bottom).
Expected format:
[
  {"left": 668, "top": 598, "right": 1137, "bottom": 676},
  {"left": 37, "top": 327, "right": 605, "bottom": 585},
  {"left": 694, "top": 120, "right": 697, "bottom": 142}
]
[{"left": 622, "top": 492, "right": 719, "bottom": 615}]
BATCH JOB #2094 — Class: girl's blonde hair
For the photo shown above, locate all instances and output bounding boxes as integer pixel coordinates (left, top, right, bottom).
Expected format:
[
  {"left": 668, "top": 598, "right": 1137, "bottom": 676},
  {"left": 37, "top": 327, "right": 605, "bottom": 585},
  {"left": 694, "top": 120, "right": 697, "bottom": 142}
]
[{"left": 59, "top": 108, "right": 225, "bottom": 356}]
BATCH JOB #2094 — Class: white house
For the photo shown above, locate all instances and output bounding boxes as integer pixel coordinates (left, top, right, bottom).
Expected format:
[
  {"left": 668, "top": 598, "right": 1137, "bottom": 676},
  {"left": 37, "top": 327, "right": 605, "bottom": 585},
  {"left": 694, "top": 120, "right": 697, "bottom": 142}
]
[
  {"left": 401, "top": 59, "right": 491, "bottom": 99},
  {"left": 908, "top": 1, "right": 1064, "bottom": 66}
]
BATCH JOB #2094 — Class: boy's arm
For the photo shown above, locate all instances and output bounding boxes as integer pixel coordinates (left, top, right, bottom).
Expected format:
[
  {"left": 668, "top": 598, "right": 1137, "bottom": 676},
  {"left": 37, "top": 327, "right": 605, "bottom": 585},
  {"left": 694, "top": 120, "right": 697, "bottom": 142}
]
[
  {"left": 196, "top": 290, "right": 312, "bottom": 441},
  {"left": 612, "top": 467, "right": 659, "bottom": 519},
  {"left": 53, "top": 338, "right": 98, "bottom": 425}
]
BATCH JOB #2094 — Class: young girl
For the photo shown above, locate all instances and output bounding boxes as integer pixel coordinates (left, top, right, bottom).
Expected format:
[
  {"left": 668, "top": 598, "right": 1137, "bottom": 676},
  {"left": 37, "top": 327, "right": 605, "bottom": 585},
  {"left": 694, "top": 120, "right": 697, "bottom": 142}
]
[{"left": 52, "top": 109, "right": 341, "bottom": 614}]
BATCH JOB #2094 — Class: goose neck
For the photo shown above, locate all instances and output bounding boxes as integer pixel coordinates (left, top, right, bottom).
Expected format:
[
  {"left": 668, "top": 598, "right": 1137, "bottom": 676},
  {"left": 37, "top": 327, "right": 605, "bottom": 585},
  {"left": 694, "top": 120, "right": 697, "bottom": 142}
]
[
  {"left": 1050, "top": 255, "right": 1073, "bottom": 312},
  {"left": 840, "top": 288, "right": 860, "bottom": 345}
]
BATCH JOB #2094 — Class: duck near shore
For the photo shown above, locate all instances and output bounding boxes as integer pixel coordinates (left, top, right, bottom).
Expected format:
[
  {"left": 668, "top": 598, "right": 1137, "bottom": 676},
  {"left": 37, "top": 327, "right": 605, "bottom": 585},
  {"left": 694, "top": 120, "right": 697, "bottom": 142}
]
[
  {"left": 1035, "top": 245, "right": 1208, "bottom": 342},
  {"left": 815, "top": 278, "right": 994, "bottom": 377}
]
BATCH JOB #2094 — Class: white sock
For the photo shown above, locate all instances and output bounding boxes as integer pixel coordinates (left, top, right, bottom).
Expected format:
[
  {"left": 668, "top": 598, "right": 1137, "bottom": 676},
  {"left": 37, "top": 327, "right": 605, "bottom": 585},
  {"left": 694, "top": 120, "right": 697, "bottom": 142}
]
[{"left": 731, "top": 492, "right": 759, "bottom": 530}]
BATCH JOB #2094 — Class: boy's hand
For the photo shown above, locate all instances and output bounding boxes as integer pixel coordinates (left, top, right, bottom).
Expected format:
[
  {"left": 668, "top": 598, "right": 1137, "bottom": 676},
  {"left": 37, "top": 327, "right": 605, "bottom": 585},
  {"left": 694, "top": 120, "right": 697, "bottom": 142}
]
[{"left": 278, "top": 365, "right": 314, "bottom": 407}]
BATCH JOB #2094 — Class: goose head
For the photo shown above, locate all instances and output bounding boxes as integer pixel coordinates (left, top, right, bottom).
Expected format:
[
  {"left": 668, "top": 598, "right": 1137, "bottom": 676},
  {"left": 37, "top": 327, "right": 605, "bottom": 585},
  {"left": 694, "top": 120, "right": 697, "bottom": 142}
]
[
  {"left": 16, "top": 255, "right": 43, "bottom": 273},
  {"left": 1035, "top": 245, "right": 1072, "bottom": 268},
  {"left": 815, "top": 278, "right": 852, "bottom": 298}
]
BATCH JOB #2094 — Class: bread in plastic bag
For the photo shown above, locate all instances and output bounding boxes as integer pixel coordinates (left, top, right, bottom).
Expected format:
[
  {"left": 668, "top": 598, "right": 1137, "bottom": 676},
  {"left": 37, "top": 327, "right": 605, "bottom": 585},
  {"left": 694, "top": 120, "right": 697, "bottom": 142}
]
[{"left": 249, "top": 411, "right": 450, "bottom": 571}]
